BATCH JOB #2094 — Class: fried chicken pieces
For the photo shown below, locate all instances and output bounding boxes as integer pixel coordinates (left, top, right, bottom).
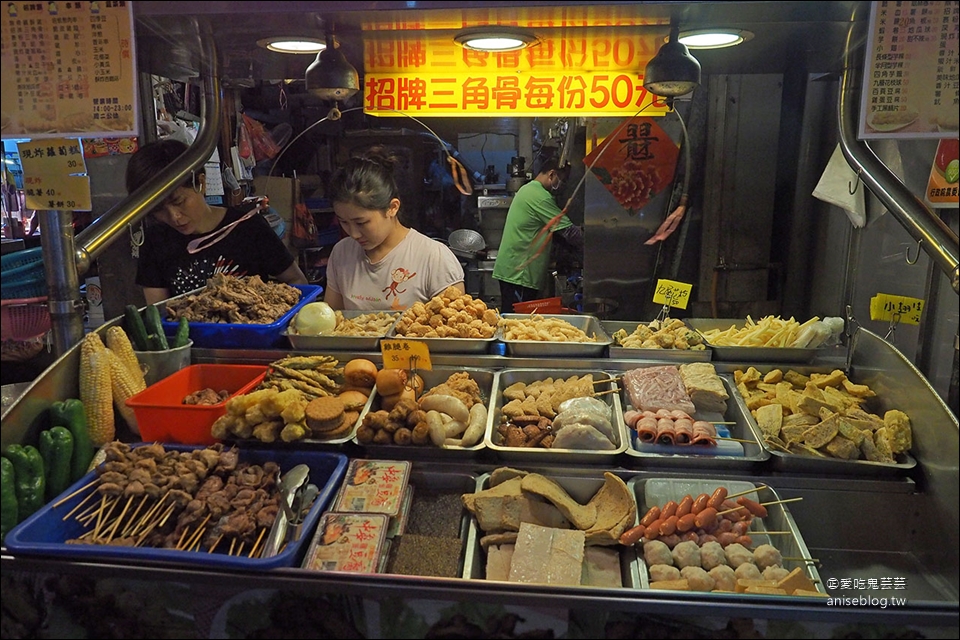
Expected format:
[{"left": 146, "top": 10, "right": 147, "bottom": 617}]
[
  {"left": 393, "top": 287, "right": 499, "bottom": 339},
  {"left": 165, "top": 274, "right": 301, "bottom": 324}
]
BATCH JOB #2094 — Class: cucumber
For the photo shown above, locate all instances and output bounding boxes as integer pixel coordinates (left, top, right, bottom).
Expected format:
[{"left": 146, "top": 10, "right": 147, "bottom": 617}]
[
  {"left": 124, "top": 305, "right": 150, "bottom": 351},
  {"left": 144, "top": 305, "right": 169, "bottom": 350},
  {"left": 171, "top": 317, "right": 190, "bottom": 349}
]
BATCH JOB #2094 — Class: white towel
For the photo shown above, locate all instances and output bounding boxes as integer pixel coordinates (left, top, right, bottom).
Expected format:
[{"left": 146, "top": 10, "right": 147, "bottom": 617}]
[{"left": 813, "top": 144, "right": 866, "bottom": 228}]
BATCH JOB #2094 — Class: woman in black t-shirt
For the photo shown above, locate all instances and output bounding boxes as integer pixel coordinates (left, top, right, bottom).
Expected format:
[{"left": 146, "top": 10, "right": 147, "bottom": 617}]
[{"left": 126, "top": 139, "right": 307, "bottom": 305}]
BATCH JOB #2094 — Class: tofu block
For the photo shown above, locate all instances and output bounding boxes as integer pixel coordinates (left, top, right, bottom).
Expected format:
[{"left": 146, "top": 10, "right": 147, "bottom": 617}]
[
  {"left": 649, "top": 579, "right": 690, "bottom": 591},
  {"left": 485, "top": 543, "right": 515, "bottom": 581},
  {"left": 580, "top": 546, "right": 622, "bottom": 588},
  {"left": 745, "top": 586, "right": 788, "bottom": 595},
  {"left": 508, "top": 522, "right": 585, "bottom": 586},
  {"left": 736, "top": 578, "right": 778, "bottom": 593},
  {"left": 775, "top": 567, "right": 817, "bottom": 594},
  {"left": 793, "top": 588, "right": 829, "bottom": 597}
]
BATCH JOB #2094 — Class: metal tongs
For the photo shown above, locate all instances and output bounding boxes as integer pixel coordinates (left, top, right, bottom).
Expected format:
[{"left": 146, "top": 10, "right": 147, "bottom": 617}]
[{"left": 262, "top": 464, "right": 310, "bottom": 558}]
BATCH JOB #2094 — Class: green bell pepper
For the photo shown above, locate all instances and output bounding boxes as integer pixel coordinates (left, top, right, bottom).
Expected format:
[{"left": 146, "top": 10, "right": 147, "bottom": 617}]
[
  {"left": 39, "top": 426, "right": 74, "bottom": 501},
  {"left": 1, "top": 444, "right": 45, "bottom": 522},
  {"left": 1, "top": 456, "right": 18, "bottom": 542},
  {"left": 51, "top": 399, "right": 95, "bottom": 481}
]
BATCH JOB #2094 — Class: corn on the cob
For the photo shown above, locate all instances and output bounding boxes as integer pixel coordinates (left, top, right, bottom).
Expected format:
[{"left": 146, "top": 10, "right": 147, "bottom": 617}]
[
  {"left": 107, "top": 348, "right": 145, "bottom": 435},
  {"left": 80, "top": 332, "right": 115, "bottom": 446},
  {"left": 105, "top": 325, "right": 146, "bottom": 389}
]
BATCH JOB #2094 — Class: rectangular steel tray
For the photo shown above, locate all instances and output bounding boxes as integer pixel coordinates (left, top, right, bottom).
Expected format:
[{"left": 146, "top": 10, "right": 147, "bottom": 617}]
[
  {"left": 385, "top": 324, "right": 500, "bottom": 354},
  {"left": 628, "top": 476, "right": 826, "bottom": 594},
  {"left": 498, "top": 313, "right": 611, "bottom": 358},
  {"left": 484, "top": 368, "right": 627, "bottom": 463},
  {"left": 353, "top": 367, "right": 495, "bottom": 457},
  {"left": 686, "top": 318, "right": 820, "bottom": 363},
  {"left": 728, "top": 372, "right": 917, "bottom": 476},
  {"left": 3, "top": 445, "right": 348, "bottom": 571},
  {"left": 462, "top": 472, "right": 639, "bottom": 589},
  {"left": 284, "top": 309, "right": 401, "bottom": 351},
  {"left": 622, "top": 374, "right": 769, "bottom": 469},
  {"left": 604, "top": 320, "right": 713, "bottom": 362}
]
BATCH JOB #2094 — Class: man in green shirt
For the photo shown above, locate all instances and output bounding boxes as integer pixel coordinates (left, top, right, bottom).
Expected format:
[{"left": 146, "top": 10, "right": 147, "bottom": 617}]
[{"left": 492, "top": 158, "right": 584, "bottom": 311}]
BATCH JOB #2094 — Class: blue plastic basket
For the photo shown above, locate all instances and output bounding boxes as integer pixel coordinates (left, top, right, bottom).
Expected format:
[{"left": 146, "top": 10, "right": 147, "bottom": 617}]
[
  {"left": 1, "top": 247, "right": 45, "bottom": 299},
  {"left": 1, "top": 247, "right": 43, "bottom": 272},
  {"left": 161, "top": 284, "right": 322, "bottom": 349},
  {"left": 4, "top": 444, "right": 348, "bottom": 571},
  {"left": 1, "top": 271, "right": 46, "bottom": 299}
]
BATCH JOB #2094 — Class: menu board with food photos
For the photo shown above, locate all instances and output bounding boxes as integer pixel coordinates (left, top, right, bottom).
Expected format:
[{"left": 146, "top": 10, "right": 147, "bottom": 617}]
[
  {"left": 860, "top": 1, "right": 959, "bottom": 139},
  {"left": 1, "top": 1, "right": 138, "bottom": 139}
]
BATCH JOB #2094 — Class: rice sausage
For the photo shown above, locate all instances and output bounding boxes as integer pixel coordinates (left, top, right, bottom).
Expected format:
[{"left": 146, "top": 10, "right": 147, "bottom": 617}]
[
  {"left": 707, "top": 487, "right": 728, "bottom": 510},
  {"left": 619, "top": 524, "right": 646, "bottom": 546},
  {"left": 660, "top": 500, "right": 679, "bottom": 519},
  {"left": 694, "top": 507, "right": 718, "bottom": 530},
  {"left": 691, "top": 493, "right": 710, "bottom": 514},
  {"left": 676, "top": 513, "right": 697, "bottom": 533},
  {"left": 736, "top": 496, "right": 769, "bottom": 518},
  {"left": 659, "top": 515, "right": 679, "bottom": 536},
  {"left": 640, "top": 506, "right": 661, "bottom": 527}
]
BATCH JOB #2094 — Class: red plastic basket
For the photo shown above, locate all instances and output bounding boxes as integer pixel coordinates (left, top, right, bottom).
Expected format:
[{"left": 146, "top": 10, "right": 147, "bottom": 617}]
[
  {"left": 512, "top": 297, "right": 563, "bottom": 314},
  {"left": 0, "top": 296, "right": 51, "bottom": 341}
]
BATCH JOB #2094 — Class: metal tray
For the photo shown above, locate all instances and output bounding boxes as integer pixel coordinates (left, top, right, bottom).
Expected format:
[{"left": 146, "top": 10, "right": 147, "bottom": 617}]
[
  {"left": 728, "top": 376, "right": 918, "bottom": 476},
  {"left": 628, "top": 476, "right": 826, "bottom": 595},
  {"left": 604, "top": 320, "right": 713, "bottom": 362},
  {"left": 622, "top": 375, "right": 769, "bottom": 470},
  {"left": 498, "top": 313, "right": 611, "bottom": 358},
  {"left": 462, "top": 472, "right": 639, "bottom": 589},
  {"left": 353, "top": 367, "right": 495, "bottom": 457},
  {"left": 485, "top": 368, "right": 627, "bottom": 462},
  {"left": 386, "top": 324, "right": 500, "bottom": 354},
  {"left": 686, "top": 318, "right": 820, "bottom": 363},
  {"left": 284, "top": 309, "right": 401, "bottom": 351}
]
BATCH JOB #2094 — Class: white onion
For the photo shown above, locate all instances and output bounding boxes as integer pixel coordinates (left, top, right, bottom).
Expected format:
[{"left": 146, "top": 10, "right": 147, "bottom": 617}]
[{"left": 294, "top": 302, "right": 337, "bottom": 335}]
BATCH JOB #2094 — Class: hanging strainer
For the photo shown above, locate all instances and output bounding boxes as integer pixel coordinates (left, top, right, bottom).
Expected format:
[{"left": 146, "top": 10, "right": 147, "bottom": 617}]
[{"left": 448, "top": 229, "right": 486, "bottom": 259}]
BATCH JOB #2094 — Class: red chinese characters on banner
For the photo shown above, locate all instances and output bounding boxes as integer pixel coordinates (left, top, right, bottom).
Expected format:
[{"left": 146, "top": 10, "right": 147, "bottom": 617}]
[{"left": 584, "top": 117, "right": 678, "bottom": 214}]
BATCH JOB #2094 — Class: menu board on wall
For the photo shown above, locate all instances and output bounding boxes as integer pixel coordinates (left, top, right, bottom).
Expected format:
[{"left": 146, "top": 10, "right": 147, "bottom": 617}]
[
  {"left": 860, "top": 1, "right": 959, "bottom": 139},
  {"left": 1, "top": 1, "right": 138, "bottom": 140}
]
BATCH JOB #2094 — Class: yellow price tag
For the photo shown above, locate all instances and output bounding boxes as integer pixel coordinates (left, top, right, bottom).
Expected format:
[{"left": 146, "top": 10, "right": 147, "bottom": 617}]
[
  {"left": 16, "top": 138, "right": 92, "bottom": 211},
  {"left": 869, "top": 293, "right": 924, "bottom": 325},
  {"left": 652, "top": 279, "right": 692, "bottom": 309},
  {"left": 380, "top": 339, "right": 433, "bottom": 371}
]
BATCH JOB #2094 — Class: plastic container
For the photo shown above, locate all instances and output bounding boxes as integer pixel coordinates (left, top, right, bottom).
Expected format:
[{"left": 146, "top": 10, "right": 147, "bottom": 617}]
[
  {"left": 512, "top": 297, "right": 562, "bottom": 314},
  {"left": 1, "top": 248, "right": 46, "bottom": 299},
  {"left": 4, "top": 444, "right": 348, "bottom": 571},
  {"left": 125, "top": 364, "right": 268, "bottom": 444},
  {"left": 0, "top": 296, "right": 50, "bottom": 340},
  {"left": 160, "top": 284, "right": 322, "bottom": 349},
  {"left": 133, "top": 340, "right": 194, "bottom": 387}
]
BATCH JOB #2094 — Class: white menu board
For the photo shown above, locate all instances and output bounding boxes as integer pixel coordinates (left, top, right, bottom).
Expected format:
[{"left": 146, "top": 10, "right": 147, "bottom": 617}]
[
  {"left": 1, "top": 1, "right": 139, "bottom": 140},
  {"left": 860, "top": 1, "right": 959, "bottom": 139}
]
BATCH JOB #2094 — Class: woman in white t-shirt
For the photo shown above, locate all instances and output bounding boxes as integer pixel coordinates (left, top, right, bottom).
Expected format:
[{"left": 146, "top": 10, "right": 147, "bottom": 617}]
[{"left": 324, "top": 154, "right": 465, "bottom": 311}]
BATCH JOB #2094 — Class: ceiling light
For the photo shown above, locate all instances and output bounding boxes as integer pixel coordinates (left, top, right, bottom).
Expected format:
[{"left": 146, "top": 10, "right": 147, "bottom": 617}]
[
  {"left": 677, "top": 29, "right": 753, "bottom": 49},
  {"left": 258, "top": 37, "right": 327, "bottom": 54},
  {"left": 305, "top": 29, "right": 360, "bottom": 101},
  {"left": 454, "top": 26, "right": 537, "bottom": 52},
  {"left": 643, "top": 23, "right": 702, "bottom": 98}
]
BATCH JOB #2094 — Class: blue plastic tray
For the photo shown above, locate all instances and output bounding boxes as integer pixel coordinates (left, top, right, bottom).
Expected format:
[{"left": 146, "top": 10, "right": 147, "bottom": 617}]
[
  {"left": 161, "top": 284, "right": 322, "bottom": 349},
  {"left": 4, "top": 444, "right": 348, "bottom": 571}
]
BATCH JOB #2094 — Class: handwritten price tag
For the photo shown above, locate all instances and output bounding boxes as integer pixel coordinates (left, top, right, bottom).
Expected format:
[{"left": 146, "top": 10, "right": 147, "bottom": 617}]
[
  {"left": 652, "top": 279, "right": 692, "bottom": 309},
  {"left": 380, "top": 339, "right": 433, "bottom": 371},
  {"left": 869, "top": 294, "right": 924, "bottom": 325}
]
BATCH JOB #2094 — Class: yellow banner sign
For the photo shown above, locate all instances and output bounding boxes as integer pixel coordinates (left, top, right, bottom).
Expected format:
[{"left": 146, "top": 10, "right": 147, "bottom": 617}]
[
  {"left": 365, "top": 71, "right": 669, "bottom": 117},
  {"left": 652, "top": 279, "right": 692, "bottom": 309},
  {"left": 363, "top": 30, "right": 668, "bottom": 117},
  {"left": 380, "top": 339, "right": 433, "bottom": 371},
  {"left": 870, "top": 293, "right": 924, "bottom": 325},
  {"left": 17, "top": 137, "right": 91, "bottom": 211}
]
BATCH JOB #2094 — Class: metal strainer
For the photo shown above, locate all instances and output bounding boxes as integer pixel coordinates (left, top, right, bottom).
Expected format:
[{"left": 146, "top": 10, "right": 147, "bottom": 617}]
[{"left": 448, "top": 229, "right": 486, "bottom": 258}]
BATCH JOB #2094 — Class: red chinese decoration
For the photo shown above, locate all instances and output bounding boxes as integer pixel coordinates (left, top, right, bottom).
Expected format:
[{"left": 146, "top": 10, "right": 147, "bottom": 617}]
[{"left": 584, "top": 117, "right": 678, "bottom": 215}]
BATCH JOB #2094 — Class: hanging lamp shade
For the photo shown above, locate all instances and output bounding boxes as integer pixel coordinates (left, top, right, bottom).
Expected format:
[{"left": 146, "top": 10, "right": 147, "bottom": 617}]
[
  {"left": 305, "top": 31, "right": 359, "bottom": 101},
  {"left": 643, "top": 24, "right": 702, "bottom": 98}
]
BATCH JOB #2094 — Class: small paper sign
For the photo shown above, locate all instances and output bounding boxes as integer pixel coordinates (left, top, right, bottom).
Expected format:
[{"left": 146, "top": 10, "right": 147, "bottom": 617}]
[
  {"left": 380, "top": 339, "right": 432, "bottom": 371},
  {"left": 870, "top": 294, "right": 924, "bottom": 325},
  {"left": 16, "top": 137, "right": 92, "bottom": 211},
  {"left": 652, "top": 279, "right": 692, "bottom": 309}
]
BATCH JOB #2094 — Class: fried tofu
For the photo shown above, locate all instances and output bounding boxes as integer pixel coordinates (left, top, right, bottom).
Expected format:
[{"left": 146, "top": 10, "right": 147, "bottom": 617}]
[
  {"left": 754, "top": 403, "right": 784, "bottom": 439},
  {"left": 809, "top": 369, "right": 847, "bottom": 389},
  {"left": 842, "top": 378, "right": 876, "bottom": 398},
  {"left": 881, "top": 409, "right": 912, "bottom": 453},
  {"left": 824, "top": 435, "right": 860, "bottom": 460},
  {"left": 776, "top": 567, "right": 818, "bottom": 594},
  {"left": 783, "top": 370, "right": 810, "bottom": 388},
  {"left": 801, "top": 413, "right": 839, "bottom": 448}
]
